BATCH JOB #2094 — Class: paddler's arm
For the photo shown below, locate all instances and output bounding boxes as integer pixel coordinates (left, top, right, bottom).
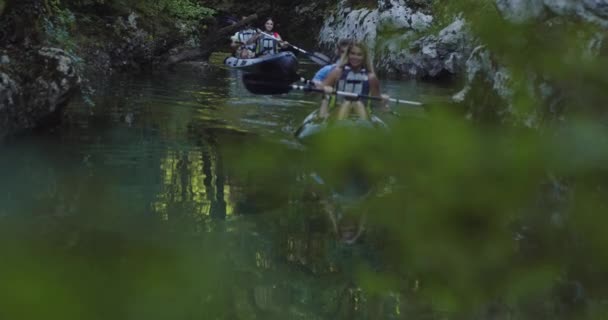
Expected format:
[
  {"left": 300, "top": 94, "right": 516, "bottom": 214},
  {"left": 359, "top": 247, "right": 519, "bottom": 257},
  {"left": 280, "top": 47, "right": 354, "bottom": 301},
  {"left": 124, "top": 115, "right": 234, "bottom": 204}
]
[
  {"left": 230, "top": 33, "right": 243, "bottom": 49},
  {"left": 273, "top": 33, "right": 289, "bottom": 48},
  {"left": 318, "top": 68, "right": 342, "bottom": 119},
  {"left": 246, "top": 29, "right": 263, "bottom": 45},
  {"left": 369, "top": 73, "right": 391, "bottom": 112},
  {"left": 321, "top": 68, "right": 342, "bottom": 94}
]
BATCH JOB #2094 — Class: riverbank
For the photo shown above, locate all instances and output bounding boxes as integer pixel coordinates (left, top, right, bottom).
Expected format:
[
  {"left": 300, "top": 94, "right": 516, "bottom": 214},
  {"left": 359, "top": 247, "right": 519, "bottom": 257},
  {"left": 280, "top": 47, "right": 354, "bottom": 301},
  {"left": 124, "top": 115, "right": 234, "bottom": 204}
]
[
  {"left": 4, "top": 0, "right": 608, "bottom": 139},
  {"left": 0, "top": 0, "right": 339, "bottom": 141}
]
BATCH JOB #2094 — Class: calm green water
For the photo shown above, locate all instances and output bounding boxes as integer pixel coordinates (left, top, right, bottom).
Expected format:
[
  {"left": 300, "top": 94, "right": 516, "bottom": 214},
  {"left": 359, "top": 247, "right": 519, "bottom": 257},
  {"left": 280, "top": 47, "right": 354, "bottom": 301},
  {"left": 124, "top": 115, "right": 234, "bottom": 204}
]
[{"left": 0, "top": 55, "right": 452, "bottom": 319}]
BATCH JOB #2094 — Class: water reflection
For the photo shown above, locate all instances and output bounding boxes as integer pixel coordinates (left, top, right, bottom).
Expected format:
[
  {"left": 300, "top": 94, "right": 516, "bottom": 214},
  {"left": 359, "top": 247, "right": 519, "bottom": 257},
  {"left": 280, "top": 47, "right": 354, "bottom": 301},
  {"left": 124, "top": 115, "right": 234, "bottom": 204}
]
[{"left": 0, "top": 56, "right": 446, "bottom": 318}]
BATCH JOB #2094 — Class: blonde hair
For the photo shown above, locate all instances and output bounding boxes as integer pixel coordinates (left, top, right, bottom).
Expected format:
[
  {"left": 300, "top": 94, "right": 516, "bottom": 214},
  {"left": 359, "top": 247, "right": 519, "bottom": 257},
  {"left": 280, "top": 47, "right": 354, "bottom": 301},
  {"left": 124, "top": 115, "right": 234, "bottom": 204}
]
[{"left": 337, "top": 41, "right": 375, "bottom": 74}]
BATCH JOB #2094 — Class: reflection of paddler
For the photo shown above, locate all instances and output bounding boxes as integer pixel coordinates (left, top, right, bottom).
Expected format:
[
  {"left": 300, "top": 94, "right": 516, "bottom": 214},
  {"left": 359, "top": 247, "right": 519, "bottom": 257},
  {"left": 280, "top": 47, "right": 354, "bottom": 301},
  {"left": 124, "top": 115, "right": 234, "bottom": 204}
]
[
  {"left": 319, "top": 173, "right": 371, "bottom": 245},
  {"left": 325, "top": 201, "right": 367, "bottom": 245},
  {"left": 309, "top": 162, "right": 373, "bottom": 245}
]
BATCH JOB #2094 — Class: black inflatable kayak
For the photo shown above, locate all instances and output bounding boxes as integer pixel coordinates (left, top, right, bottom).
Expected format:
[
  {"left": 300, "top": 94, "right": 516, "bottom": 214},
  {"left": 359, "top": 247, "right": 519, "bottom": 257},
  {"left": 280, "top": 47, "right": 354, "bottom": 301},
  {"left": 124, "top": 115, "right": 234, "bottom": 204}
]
[{"left": 224, "top": 51, "right": 298, "bottom": 79}]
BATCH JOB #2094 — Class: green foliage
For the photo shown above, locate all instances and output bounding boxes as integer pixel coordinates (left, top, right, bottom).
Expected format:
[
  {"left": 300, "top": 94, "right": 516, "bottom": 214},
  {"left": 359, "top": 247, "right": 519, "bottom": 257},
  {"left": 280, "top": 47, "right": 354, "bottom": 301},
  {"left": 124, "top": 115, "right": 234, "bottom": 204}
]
[
  {"left": 44, "top": 4, "right": 77, "bottom": 51},
  {"left": 224, "top": 106, "right": 608, "bottom": 318},
  {"left": 124, "top": 0, "right": 215, "bottom": 20},
  {"left": 163, "top": 0, "right": 215, "bottom": 20},
  {"left": 220, "top": 1, "right": 608, "bottom": 309},
  {"left": 344, "top": 0, "right": 378, "bottom": 10},
  {"left": 453, "top": 0, "right": 607, "bottom": 123},
  {"left": 4, "top": 0, "right": 608, "bottom": 318},
  {"left": 431, "top": 0, "right": 495, "bottom": 30}
]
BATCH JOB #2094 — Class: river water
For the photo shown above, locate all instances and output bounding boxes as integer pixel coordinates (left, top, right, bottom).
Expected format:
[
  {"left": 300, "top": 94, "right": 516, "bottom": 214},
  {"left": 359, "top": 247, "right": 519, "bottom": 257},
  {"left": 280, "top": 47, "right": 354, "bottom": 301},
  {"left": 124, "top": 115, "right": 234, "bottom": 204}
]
[{"left": 0, "top": 54, "right": 453, "bottom": 319}]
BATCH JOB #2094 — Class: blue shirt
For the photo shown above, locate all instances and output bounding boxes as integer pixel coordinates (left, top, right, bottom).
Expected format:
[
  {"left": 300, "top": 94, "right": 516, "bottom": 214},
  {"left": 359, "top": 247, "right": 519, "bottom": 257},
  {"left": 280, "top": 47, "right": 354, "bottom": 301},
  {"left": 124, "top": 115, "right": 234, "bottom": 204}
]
[{"left": 312, "top": 64, "right": 336, "bottom": 83}]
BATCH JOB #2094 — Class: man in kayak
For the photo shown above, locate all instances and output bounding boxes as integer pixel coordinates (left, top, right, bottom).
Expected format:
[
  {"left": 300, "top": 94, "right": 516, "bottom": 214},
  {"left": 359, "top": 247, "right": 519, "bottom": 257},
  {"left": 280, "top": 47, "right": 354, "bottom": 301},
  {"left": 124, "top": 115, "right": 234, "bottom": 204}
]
[
  {"left": 230, "top": 16, "right": 257, "bottom": 59},
  {"left": 311, "top": 39, "right": 353, "bottom": 119}
]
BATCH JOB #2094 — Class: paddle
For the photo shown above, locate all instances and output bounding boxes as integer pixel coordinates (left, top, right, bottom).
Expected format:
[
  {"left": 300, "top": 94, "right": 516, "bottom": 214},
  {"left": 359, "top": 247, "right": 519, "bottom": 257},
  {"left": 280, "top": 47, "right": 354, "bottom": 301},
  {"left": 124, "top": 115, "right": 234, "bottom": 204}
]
[
  {"left": 242, "top": 73, "right": 424, "bottom": 107},
  {"left": 257, "top": 30, "right": 332, "bottom": 66}
]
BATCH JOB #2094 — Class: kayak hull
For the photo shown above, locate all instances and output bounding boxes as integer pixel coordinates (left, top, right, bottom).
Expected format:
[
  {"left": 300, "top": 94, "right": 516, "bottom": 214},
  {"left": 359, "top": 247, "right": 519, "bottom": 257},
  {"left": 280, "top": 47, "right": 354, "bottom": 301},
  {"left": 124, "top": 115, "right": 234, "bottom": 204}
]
[
  {"left": 294, "top": 109, "right": 388, "bottom": 143},
  {"left": 224, "top": 51, "right": 298, "bottom": 79}
]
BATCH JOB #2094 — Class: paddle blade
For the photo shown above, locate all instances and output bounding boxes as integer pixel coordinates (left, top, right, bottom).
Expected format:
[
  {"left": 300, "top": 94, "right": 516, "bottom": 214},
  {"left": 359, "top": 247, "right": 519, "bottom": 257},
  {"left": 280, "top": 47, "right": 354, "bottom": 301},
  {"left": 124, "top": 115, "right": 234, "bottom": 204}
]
[
  {"left": 307, "top": 52, "right": 332, "bottom": 66},
  {"left": 242, "top": 73, "right": 295, "bottom": 95}
]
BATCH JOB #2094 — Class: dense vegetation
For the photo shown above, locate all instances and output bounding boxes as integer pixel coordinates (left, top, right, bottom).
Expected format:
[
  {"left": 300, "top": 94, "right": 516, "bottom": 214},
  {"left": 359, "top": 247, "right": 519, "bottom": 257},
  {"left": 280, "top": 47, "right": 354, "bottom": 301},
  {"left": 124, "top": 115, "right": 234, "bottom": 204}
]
[
  {"left": 227, "top": 1, "right": 608, "bottom": 319},
  {"left": 2, "top": 0, "right": 608, "bottom": 319}
]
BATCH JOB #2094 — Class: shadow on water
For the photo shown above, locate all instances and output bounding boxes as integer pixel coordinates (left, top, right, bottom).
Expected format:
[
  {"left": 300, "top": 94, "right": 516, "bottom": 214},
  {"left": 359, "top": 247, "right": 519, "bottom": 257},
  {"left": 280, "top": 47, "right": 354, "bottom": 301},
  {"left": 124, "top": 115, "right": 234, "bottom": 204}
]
[{"left": 0, "top": 54, "right": 450, "bottom": 319}]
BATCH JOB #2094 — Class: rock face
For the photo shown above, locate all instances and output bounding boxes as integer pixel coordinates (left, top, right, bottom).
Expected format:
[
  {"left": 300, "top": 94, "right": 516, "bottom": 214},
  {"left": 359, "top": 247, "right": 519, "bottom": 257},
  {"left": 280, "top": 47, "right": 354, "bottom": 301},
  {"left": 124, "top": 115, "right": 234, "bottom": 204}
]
[
  {"left": 453, "top": 0, "right": 608, "bottom": 125},
  {"left": 387, "top": 17, "right": 471, "bottom": 79},
  {"left": 0, "top": 47, "right": 81, "bottom": 141},
  {"left": 496, "top": 0, "right": 608, "bottom": 26},
  {"left": 0, "top": 0, "right": 83, "bottom": 141},
  {"left": 318, "top": 0, "right": 472, "bottom": 79},
  {"left": 0, "top": 3, "right": 191, "bottom": 141},
  {"left": 78, "top": 11, "right": 189, "bottom": 76},
  {"left": 452, "top": 45, "right": 517, "bottom": 124}
]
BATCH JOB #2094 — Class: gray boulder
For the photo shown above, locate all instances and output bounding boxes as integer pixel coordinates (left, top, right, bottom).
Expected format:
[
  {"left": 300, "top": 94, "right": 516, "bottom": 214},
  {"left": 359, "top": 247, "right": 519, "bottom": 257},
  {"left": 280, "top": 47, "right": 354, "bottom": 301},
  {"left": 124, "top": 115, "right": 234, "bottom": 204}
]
[
  {"left": 0, "top": 47, "right": 81, "bottom": 141},
  {"left": 318, "top": 0, "right": 471, "bottom": 79}
]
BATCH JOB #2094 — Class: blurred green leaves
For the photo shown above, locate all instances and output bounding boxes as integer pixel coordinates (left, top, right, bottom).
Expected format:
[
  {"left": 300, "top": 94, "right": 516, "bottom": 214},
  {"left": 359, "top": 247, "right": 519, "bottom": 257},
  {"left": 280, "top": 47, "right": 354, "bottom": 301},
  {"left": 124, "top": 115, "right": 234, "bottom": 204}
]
[
  {"left": 3, "top": 0, "right": 608, "bottom": 318},
  {"left": 0, "top": 226, "right": 234, "bottom": 320},
  {"left": 224, "top": 99, "right": 608, "bottom": 318}
]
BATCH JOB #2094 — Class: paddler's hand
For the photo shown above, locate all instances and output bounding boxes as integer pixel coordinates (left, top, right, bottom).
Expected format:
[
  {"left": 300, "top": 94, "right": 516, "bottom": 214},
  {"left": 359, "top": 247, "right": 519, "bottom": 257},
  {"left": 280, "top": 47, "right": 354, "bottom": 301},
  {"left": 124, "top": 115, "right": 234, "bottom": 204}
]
[
  {"left": 379, "top": 94, "right": 391, "bottom": 112},
  {"left": 252, "top": 29, "right": 262, "bottom": 40},
  {"left": 323, "top": 86, "right": 334, "bottom": 95}
]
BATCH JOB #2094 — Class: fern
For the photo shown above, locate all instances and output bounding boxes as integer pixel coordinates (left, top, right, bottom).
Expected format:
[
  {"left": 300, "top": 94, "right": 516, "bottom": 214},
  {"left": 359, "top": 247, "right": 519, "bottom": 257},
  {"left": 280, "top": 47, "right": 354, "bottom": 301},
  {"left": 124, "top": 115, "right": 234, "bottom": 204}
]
[
  {"left": 44, "top": 2, "right": 77, "bottom": 51},
  {"left": 134, "top": 0, "right": 215, "bottom": 20},
  {"left": 164, "top": 0, "right": 215, "bottom": 20}
]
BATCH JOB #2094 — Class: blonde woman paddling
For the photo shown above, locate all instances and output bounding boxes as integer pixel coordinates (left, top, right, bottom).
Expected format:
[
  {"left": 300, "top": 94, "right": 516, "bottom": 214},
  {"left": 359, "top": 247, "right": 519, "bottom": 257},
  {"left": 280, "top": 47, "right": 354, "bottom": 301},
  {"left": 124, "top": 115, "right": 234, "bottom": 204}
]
[{"left": 321, "top": 41, "right": 389, "bottom": 120}]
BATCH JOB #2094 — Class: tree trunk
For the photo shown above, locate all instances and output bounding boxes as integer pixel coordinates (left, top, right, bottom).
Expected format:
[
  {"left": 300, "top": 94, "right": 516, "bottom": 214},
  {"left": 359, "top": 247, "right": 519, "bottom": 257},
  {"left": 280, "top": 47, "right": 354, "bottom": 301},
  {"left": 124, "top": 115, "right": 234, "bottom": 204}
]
[{"left": 163, "top": 13, "right": 258, "bottom": 67}]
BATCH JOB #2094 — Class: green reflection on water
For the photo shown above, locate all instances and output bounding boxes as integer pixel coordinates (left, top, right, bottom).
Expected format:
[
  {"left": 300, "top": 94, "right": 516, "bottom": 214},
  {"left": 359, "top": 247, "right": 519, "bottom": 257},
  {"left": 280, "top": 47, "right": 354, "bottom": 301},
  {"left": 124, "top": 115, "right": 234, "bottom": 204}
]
[
  {"left": 7, "top": 45, "right": 604, "bottom": 319},
  {"left": 0, "top": 57, "right": 440, "bottom": 319}
]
